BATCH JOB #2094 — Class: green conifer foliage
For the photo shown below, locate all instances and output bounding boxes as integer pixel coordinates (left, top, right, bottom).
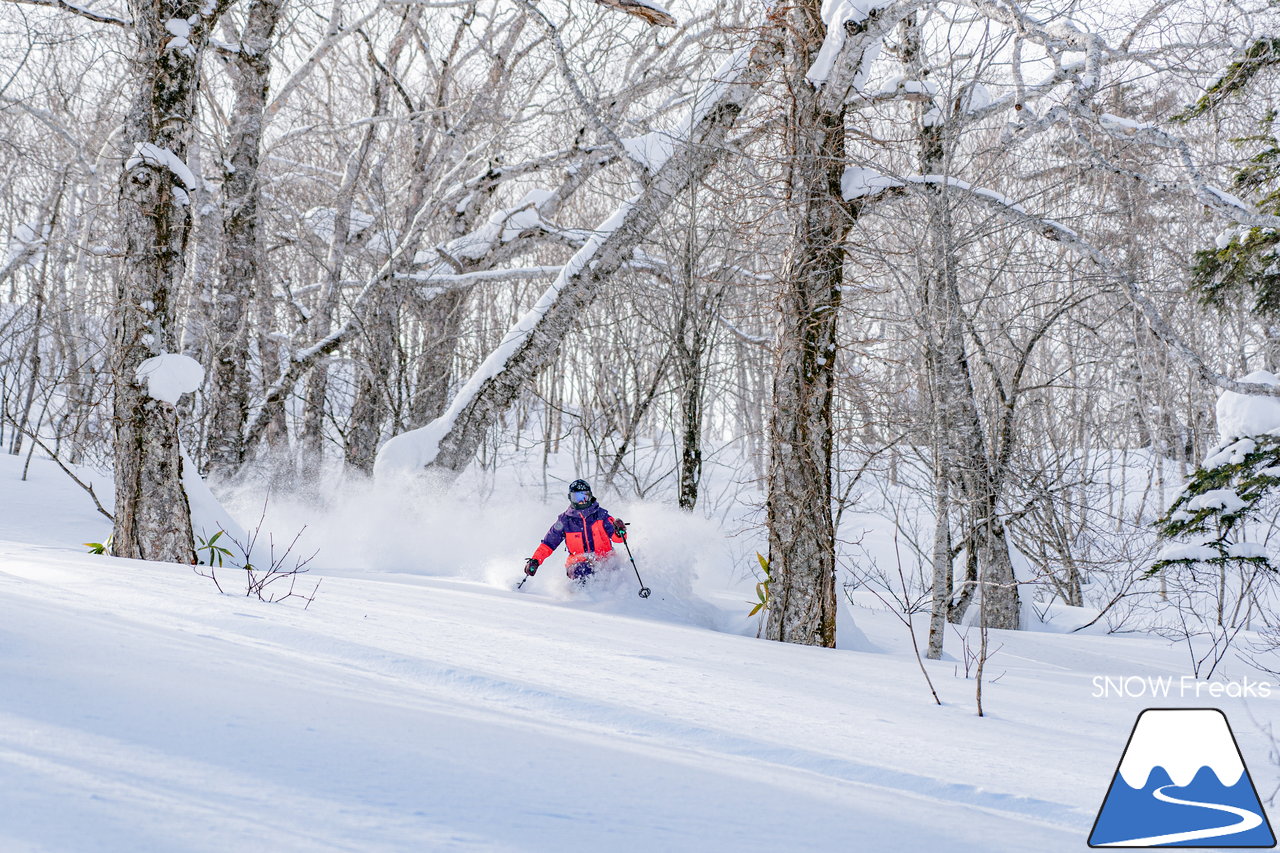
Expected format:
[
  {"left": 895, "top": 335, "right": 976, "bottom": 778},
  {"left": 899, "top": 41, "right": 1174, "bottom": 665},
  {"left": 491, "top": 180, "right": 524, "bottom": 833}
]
[
  {"left": 1191, "top": 113, "right": 1280, "bottom": 315},
  {"left": 1151, "top": 434, "right": 1280, "bottom": 577}
]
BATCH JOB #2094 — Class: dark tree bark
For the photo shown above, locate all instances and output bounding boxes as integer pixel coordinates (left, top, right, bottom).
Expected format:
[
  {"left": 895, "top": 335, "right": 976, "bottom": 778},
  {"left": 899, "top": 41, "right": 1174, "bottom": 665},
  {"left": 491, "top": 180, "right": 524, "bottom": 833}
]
[
  {"left": 762, "top": 0, "right": 847, "bottom": 648},
  {"left": 673, "top": 282, "right": 716, "bottom": 512},
  {"left": 113, "top": 0, "right": 229, "bottom": 562},
  {"left": 762, "top": 0, "right": 913, "bottom": 647},
  {"left": 676, "top": 335, "right": 706, "bottom": 512}
]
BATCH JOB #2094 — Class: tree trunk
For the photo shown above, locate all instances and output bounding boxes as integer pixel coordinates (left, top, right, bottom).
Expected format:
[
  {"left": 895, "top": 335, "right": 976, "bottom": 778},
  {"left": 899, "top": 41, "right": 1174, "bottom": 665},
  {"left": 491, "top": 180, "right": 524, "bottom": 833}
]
[
  {"left": 677, "top": 345, "right": 704, "bottom": 512},
  {"left": 204, "top": 0, "right": 284, "bottom": 478},
  {"left": 904, "top": 13, "right": 962, "bottom": 653},
  {"left": 675, "top": 283, "right": 717, "bottom": 511},
  {"left": 762, "top": 0, "right": 849, "bottom": 649},
  {"left": 297, "top": 124, "right": 378, "bottom": 482},
  {"left": 342, "top": 17, "right": 424, "bottom": 474},
  {"left": 407, "top": 291, "right": 466, "bottom": 428},
  {"left": 926, "top": 471, "right": 952, "bottom": 659},
  {"left": 344, "top": 293, "right": 398, "bottom": 473},
  {"left": 901, "top": 14, "right": 1020, "bottom": 636},
  {"left": 113, "top": 0, "right": 223, "bottom": 563}
]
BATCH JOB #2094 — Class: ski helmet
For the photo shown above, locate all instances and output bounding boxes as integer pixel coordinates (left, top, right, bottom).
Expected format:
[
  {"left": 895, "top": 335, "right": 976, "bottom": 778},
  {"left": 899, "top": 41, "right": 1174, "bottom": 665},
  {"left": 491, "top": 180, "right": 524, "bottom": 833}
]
[{"left": 568, "top": 479, "right": 594, "bottom": 509}]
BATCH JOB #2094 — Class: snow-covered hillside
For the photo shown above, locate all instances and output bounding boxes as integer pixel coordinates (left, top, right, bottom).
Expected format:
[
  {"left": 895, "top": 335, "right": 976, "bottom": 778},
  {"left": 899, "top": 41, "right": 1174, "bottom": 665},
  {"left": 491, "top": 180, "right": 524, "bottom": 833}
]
[{"left": 1, "top": 453, "right": 1276, "bottom": 852}]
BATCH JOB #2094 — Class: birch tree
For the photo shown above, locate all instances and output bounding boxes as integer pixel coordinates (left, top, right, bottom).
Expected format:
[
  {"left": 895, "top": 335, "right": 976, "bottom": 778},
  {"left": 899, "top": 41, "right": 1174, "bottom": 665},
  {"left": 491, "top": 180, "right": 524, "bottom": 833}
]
[
  {"left": 373, "top": 24, "right": 781, "bottom": 479},
  {"left": 203, "top": 0, "right": 284, "bottom": 477}
]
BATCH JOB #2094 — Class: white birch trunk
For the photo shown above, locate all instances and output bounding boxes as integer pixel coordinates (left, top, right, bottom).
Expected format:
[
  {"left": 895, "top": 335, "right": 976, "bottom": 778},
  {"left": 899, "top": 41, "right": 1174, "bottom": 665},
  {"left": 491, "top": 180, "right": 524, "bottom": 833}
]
[{"left": 204, "top": 0, "right": 283, "bottom": 477}]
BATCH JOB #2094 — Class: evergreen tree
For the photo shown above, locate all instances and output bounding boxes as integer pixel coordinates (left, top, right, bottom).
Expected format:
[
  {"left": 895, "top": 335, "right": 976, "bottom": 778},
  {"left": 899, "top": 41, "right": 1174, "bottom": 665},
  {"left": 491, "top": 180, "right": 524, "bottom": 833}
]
[
  {"left": 1190, "top": 112, "right": 1280, "bottom": 316},
  {"left": 1152, "top": 434, "right": 1280, "bottom": 579},
  {"left": 1180, "top": 24, "right": 1280, "bottom": 317}
]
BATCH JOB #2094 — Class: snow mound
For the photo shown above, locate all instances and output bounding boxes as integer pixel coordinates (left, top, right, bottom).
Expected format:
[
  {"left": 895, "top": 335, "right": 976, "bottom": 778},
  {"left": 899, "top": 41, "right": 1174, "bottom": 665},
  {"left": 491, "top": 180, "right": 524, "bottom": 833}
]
[
  {"left": 135, "top": 353, "right": 204, "bottom": 405},
  {"left": 1216, "top": 370, "right": 1280, "bottom": 441},
  {"left": 182, "top": 447, "right": 251, "bottom": 560}
]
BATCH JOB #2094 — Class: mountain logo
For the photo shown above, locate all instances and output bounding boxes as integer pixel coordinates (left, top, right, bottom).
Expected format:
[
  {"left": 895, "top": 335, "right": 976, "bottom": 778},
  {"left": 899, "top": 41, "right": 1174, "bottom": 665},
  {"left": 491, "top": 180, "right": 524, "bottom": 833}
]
[{"left": 1089, "top": 708, "right": 1276, "bottom": 848}]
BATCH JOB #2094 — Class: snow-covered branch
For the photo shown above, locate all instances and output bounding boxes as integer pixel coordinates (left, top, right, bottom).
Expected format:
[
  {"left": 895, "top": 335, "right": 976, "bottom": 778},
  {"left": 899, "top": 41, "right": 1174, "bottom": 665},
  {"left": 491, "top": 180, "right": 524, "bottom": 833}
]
[
  {"left": 810, "top": 0, "right": 925, "bottom": 110},
  {"left": 713, "top": 310, "right": 772, "bottom": 349},
  {"left": 2, "top": 0, "right": 130, "bottom": 26},
  {"left": 374, "top": 30, "right": 781, "bottom": 478},
  {"left": 397, "top": 265, "right": 562, "bottom": 291},
  {"left": 1016, "top": 95, "right": 1280, "bottom": 232}
]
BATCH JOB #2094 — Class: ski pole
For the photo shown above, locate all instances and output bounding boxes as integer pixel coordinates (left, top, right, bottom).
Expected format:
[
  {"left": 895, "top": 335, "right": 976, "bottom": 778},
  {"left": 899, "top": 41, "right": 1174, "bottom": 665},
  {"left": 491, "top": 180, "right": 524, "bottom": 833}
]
[
  {"left": 620, "top": 535, "right": 651, "bottom": 599},
  {"left": 516, "top": 558, "right": 538, "bottom": 591}
]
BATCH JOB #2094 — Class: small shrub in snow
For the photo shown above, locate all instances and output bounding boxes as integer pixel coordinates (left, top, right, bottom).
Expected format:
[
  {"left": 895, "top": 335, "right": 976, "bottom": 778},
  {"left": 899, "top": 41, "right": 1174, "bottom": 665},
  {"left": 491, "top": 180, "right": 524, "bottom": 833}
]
[
  {"left": 194, "top": 515, "right": 320, "bottom": 607},
  {"left": 748, "top": 552, "right": 771, "bottom": 618}
]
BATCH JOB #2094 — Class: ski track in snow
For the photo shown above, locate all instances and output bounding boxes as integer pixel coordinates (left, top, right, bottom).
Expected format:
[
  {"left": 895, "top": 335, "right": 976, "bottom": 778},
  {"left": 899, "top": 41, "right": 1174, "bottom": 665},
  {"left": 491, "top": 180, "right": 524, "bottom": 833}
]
[{"left": 0, "top": 552, "right": 1080, "bottom": 852}]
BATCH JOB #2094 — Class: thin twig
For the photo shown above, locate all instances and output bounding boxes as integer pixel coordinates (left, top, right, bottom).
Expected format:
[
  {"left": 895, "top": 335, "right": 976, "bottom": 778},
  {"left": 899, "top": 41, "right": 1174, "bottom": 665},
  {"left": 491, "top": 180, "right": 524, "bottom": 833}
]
[{"left": 5, "top": 418, "right": 112, "bottom": 521}]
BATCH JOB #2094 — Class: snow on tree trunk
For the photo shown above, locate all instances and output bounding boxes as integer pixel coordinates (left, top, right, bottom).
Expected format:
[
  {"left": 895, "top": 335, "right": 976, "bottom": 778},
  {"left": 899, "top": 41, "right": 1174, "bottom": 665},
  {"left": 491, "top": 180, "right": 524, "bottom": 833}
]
[
  {"left": 374, "top": 37, "right": 779, "bottom": 480},
  {"left": 762, "top": 0, "right": 849, "bottom": 649},
  {"left": 112, "top": 0, "right": 224, "bottom": 563},
  {"left": 204, "top": 0, "right": 283, "bottom": 478},
  {"left": 763, "top": 0, "right": 915, "bottom": 648}
]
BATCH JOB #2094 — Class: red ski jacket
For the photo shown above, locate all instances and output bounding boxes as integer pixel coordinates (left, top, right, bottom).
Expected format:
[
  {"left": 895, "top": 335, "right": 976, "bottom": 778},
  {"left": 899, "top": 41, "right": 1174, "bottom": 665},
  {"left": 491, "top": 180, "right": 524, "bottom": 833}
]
[{"left": 531, "top": 502, "right": 626, "bottom": 573}]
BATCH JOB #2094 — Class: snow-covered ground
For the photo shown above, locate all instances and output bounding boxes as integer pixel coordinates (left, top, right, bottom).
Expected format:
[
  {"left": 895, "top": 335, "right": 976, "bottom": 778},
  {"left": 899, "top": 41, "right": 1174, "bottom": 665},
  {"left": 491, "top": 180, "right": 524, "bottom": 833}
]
[{"left": 1, "top": 453, "right": 1277, "bottom": 852}]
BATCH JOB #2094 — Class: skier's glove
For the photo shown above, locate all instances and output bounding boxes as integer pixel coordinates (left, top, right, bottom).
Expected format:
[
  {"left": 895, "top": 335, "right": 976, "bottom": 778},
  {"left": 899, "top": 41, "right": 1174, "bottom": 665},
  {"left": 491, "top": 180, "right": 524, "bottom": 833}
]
[
  {"left": 613, "top": 518, "right": 627, "bottom": 539},
  {"left": 524, "top": 557, "right": 540, "bottom": 576}
]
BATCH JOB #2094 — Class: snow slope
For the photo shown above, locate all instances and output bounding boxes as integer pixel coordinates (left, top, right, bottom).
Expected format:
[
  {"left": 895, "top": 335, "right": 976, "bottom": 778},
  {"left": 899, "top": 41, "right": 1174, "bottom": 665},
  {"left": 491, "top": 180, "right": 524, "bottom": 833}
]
[{"left": 1, "top": 453, "right": 1277, "bottom": 852}]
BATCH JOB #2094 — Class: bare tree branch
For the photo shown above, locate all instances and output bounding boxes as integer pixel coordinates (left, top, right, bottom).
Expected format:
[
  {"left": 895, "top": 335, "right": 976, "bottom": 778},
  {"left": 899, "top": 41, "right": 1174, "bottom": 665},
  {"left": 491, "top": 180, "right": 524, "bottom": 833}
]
[{"left": 1, "top": 0, "right": 130, "bottom": 26}]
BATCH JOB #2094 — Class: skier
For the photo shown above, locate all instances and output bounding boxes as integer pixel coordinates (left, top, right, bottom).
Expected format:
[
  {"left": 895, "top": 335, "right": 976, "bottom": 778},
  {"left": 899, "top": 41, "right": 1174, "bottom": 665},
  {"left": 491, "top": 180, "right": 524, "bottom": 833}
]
[{"left": 524, "top": 479, "right": 628, "bottom": 583}]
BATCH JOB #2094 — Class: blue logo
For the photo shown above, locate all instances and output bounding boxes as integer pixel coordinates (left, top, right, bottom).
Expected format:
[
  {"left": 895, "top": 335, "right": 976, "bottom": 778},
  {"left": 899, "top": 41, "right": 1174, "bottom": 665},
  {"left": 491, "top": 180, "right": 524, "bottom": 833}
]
[{"left": 1090, "top": 708, "right": 1276, "bottom": 847}]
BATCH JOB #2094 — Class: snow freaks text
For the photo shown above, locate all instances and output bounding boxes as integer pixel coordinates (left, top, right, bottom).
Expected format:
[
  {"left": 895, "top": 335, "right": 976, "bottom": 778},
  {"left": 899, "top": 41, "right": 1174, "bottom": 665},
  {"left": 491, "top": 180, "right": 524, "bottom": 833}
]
[{"left": 1091, "top": 676, "right": 1274, "bottom": 700}]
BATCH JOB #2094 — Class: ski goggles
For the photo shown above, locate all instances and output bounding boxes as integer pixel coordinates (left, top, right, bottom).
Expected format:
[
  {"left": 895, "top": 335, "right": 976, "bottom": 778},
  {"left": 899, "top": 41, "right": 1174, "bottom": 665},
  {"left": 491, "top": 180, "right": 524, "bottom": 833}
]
[{"left": 570, "top": 490, "right": 591, "bottom": 504}]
